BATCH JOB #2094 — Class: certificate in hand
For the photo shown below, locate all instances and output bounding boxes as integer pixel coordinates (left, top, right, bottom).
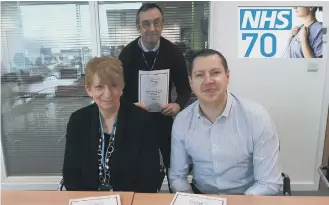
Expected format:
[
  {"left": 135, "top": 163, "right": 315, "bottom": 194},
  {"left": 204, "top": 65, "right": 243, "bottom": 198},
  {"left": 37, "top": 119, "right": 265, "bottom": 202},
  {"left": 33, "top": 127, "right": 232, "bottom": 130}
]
[
  {"left": 68, "top": 195, "right": 121, "bottom": 205},
  {"left": 138, "top": 69, "right": 170, "bottom": 112},
  {"left": 170, "top": 192, "right": 227, "bottom": 205}
]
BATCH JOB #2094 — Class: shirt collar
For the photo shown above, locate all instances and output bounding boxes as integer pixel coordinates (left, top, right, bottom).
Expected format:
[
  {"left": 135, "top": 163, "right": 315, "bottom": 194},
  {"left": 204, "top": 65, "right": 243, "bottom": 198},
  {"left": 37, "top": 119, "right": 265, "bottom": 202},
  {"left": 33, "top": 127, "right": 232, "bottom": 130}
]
[
  {"left": 138, "top": 37, "right": 160, "bottom": 52},
  {"left": 195, "top": 90, "right": 233, "bottom": 120}
]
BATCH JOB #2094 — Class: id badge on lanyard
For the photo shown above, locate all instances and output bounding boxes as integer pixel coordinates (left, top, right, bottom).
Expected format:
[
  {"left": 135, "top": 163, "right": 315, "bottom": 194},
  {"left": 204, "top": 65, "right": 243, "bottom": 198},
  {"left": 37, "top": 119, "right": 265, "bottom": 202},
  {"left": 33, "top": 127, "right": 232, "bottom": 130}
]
[
  {"left": 98, "top": 111, "right": 117, "bottom": 191},
  {"left": 99, "top": 183, "right": 113, "bottom": 191}
]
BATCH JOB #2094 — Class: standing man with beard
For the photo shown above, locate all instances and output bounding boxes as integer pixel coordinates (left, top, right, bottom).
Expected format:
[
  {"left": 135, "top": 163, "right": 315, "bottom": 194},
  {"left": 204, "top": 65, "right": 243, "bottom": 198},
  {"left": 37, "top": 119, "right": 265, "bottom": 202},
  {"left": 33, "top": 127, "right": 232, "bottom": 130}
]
[{"left": 119, "top": 3, "right": 191, "bottom": 191}]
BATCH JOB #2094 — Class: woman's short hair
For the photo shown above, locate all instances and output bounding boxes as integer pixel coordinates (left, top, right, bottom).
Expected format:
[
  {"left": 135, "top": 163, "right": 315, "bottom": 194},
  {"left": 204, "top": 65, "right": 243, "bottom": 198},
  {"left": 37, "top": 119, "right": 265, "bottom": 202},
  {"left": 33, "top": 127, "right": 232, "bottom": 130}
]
[{"left": 85, "top": 56, "right": 124, "bottom": 88}]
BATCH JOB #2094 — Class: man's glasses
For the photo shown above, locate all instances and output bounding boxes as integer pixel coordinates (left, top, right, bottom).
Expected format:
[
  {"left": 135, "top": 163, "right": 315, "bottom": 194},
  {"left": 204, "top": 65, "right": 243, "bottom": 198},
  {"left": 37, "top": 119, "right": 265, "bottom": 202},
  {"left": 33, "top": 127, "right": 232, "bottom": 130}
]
[{"left": 140, "top": 19, "right": 163, "bottom": 29}]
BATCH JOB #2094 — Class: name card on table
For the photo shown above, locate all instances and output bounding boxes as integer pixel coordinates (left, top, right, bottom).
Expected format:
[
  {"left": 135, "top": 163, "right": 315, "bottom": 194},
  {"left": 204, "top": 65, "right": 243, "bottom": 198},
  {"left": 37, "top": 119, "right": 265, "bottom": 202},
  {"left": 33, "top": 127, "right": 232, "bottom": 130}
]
[
  {"left": 68, "top": 195, "right": 121, "bottom": 205},
  {"left": 170, "top": 192, "right": 227, "bottom": 205}
]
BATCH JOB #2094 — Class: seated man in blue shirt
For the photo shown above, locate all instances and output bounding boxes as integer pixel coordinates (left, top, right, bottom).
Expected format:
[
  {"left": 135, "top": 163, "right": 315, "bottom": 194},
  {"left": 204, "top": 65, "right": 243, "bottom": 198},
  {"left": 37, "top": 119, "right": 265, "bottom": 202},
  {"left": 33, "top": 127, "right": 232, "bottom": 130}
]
[{"left": 168, "top": 49, "right": 282, "bottom": 196}]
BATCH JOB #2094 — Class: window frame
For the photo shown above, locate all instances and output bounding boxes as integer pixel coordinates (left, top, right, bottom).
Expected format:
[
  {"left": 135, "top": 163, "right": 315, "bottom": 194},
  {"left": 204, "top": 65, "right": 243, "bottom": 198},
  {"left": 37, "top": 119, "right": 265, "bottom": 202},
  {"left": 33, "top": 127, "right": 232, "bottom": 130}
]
[{"left": 0, "top": 0, "right": 212, "bottom": 190}]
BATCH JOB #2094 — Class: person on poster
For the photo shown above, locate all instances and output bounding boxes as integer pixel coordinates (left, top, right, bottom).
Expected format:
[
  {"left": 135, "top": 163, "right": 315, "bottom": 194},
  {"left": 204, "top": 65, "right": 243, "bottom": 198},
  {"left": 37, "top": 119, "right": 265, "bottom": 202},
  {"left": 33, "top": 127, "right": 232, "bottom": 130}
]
[
  {"left": 283, "top": 7, "right": 323, "bottom": 58},
  {"left": 118, "top": 3, "right": 191, "bottom": 191}
]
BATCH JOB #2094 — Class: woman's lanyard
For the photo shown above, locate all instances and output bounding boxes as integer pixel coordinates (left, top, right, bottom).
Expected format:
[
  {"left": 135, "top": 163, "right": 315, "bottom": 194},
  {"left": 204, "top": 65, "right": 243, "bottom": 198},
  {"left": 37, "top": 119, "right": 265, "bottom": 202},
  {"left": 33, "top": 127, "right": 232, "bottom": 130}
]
[{"left": 99, "top": 112, "right": 117, "bottom": 174}]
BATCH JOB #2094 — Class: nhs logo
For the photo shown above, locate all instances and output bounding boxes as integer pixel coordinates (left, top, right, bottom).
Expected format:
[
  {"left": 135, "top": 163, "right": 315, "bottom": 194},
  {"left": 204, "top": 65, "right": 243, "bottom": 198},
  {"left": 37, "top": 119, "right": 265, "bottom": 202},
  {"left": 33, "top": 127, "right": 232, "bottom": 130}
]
[
  {"left": 240, "top": 9, "right": 292, "bottom": 30},
  {"left": 238, "top": 8, "right": 293, "bottom": 58}
]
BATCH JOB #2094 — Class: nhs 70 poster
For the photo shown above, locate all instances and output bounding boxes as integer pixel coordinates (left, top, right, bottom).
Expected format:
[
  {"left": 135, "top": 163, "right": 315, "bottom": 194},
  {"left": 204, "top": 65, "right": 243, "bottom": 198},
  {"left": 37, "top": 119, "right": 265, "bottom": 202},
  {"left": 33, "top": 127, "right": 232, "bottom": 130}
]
[{"left": 238, "top": 7, "right": 324, "bottom": 58}]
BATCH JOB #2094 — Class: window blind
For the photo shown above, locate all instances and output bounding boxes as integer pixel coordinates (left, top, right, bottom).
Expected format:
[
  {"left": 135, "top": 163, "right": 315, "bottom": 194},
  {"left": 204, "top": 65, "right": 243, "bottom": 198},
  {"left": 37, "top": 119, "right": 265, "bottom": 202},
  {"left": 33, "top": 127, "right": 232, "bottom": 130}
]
[
  {"left": 1, "top": 1, "right": 92, "bottom": 176},
  {"left": 0, "top": 1, "right": 210, "bottom": 176},
  {"left": 99, "top": 1, "right": 210, "bottom": 105}
]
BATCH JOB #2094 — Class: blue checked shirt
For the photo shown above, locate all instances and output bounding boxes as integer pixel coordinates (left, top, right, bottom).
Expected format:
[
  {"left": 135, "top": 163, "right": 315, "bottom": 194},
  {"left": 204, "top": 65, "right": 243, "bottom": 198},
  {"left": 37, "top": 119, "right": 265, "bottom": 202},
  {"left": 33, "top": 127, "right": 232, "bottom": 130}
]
[{"left": 169, "top": 92, "right": 282, "bottom": 195}]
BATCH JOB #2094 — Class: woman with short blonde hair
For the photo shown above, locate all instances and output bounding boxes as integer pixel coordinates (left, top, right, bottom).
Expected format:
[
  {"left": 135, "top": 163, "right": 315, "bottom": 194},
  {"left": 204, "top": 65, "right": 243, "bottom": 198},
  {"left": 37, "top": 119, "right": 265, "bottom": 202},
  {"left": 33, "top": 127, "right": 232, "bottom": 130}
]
[{"left": 63, "top": 56, "right": 161, "bottom": 192}]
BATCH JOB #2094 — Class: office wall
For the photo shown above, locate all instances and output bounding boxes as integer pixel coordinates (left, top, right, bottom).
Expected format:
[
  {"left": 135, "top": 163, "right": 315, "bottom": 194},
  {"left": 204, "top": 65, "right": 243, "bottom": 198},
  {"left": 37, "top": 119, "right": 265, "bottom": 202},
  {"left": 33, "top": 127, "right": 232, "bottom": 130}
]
[
  {"left": 319, "top": 108, "right": 329, "bottom": 189},
  {"left": 209, "top": 1, "right": 329, "bottom": 190},
  {"left": 323, "top": 109, "right": 329, "bottom": 167}
]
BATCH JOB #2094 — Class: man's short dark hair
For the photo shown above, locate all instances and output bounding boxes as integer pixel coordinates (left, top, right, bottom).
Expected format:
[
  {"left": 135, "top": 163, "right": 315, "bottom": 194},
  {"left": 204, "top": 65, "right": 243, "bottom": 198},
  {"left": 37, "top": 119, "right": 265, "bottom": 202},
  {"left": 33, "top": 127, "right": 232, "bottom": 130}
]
[
  {"left": 188, "top": 49, "right": 228, "bottom": 76},
  {"left": 136, "top": 3, "right": 164, "bottom": 26}
]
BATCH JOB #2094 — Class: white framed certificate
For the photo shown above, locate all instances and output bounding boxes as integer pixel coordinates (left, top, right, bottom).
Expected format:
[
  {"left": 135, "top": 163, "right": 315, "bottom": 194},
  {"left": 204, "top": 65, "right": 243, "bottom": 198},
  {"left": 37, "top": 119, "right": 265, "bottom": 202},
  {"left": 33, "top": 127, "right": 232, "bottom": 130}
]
[
  {"left": 138, "top": 69, "right": 170, "bottom": 112},
  {"left": 170, "top": 192, "right": 227, "bottom": 205},
  {"left": 68, "top": 195, "right": 121, "bottom": 205}
]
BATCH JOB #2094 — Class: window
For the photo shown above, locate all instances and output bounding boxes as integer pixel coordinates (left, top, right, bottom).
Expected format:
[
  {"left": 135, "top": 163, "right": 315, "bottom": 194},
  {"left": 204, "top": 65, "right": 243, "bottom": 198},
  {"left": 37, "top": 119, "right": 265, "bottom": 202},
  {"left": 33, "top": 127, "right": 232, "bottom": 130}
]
[
  {"left": 99, "top": 1, "right": 210, "bottom": 105},
  {"left": 1, "top": 1, "right": 92, "bottom": 176},
  {"left": 1, "top": 1, "right": 210, "bottom": 184},
  {"left": 99, "top": 1, "right": 209, "bottom": 57}
]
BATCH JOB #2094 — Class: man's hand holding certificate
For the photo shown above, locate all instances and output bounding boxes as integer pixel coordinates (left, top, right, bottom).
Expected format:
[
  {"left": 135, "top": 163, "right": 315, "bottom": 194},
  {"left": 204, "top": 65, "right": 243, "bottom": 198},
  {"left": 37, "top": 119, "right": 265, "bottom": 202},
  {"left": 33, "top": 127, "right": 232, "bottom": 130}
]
[
  {"left": 68, "top": 195, "right": 121, "bottom": 205},
  {"left": 170, "top": 192, "right": 227, "bottom": 205},
  {"left": 138, "top": 69, "right": 169, "bottom": 112}
]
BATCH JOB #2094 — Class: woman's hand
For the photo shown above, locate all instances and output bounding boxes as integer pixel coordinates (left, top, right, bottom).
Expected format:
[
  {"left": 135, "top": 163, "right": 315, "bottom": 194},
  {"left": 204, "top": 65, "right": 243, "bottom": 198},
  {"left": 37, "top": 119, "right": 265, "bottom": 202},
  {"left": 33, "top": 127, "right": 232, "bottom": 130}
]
[
  {"left": 299, "top": 26, "right": 309, "bottom": 43},
  {"left": 291, "top": 26, "right": 300, "bottom": 37}
]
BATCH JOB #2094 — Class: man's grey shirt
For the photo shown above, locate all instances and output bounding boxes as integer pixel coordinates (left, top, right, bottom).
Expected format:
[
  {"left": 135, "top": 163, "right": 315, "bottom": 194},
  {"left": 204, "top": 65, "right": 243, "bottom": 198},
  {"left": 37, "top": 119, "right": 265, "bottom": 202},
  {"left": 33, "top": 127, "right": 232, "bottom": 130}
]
[{"left": 169, "top": 92, "right": 282, "bottom": 195}]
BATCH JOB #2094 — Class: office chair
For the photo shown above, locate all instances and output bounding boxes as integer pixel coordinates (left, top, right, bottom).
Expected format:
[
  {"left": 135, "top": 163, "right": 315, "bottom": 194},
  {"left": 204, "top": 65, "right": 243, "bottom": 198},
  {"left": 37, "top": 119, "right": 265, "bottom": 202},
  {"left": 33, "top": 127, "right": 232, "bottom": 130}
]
[
  {"left": 58, "top": 178, "right": 65, "bottom": 191},
  {"left": 178, "top": 165, "right": 292, "bottom": 196},
  {"left": 58, "top": 170, "right": 291, "bottom": 195},
  {"left": 282, "top": 172, "right": 291, "bottom": 196},
  {"left": 58, "top": 166, "right": 168, "bottom": 192}
]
